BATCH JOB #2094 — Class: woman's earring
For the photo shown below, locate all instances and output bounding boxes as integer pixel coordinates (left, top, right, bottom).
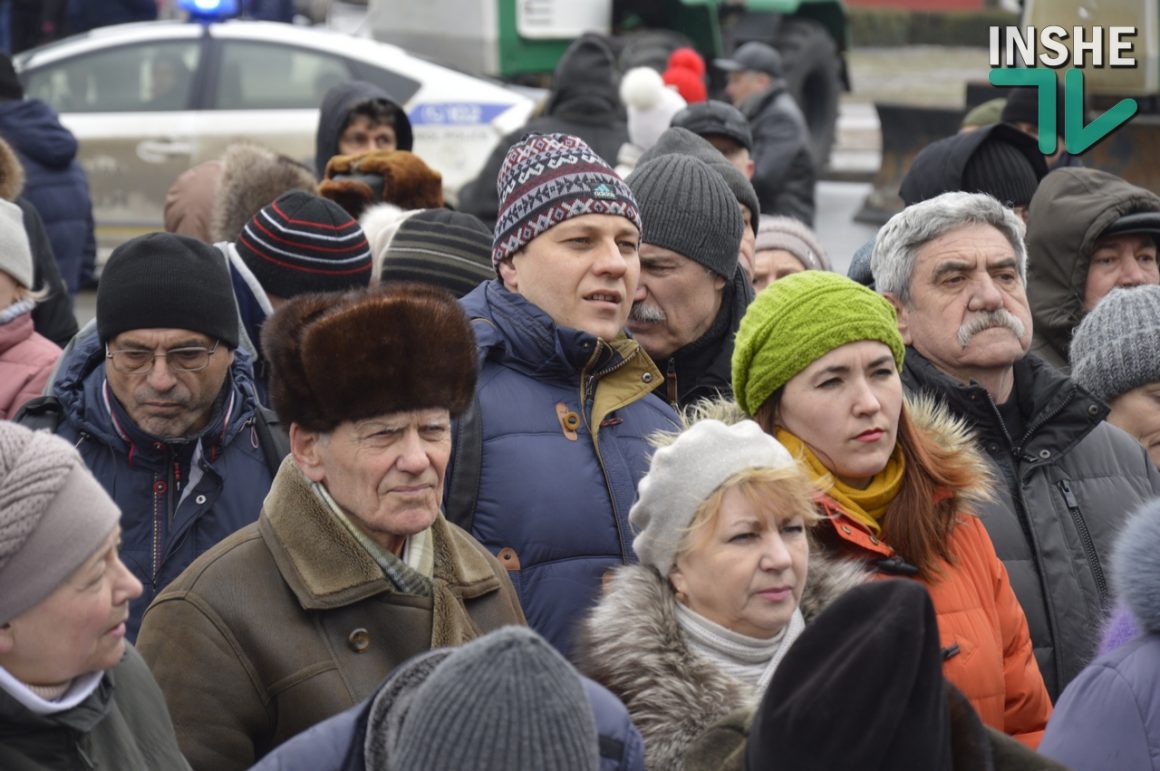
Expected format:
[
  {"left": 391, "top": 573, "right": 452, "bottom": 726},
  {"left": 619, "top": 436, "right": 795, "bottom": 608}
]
[{"left": 675, "top": 590, "right": 688, "bottom": 604}]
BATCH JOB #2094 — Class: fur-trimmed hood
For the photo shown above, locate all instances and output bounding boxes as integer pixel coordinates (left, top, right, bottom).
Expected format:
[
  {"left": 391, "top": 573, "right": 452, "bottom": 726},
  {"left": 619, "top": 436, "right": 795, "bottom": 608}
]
[
  {"left": 210, "top": 142, "right": 317, "bottom": 244},
  {"left": 577, "top": 556, "right": 866, "bottom": 771},
  {"left": 0, "top": 135, "right": 25, "bottom": 201}
]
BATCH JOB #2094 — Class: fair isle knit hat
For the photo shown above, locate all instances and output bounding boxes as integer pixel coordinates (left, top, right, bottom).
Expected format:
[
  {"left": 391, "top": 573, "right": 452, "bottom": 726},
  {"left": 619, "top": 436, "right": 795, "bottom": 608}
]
[
  {"left": 492, "top": 133, "right": 641, "bottom": 267},
  {"left": 0, "top": 423, "right": 120, "bottom": 624},
  {"left": 235, "top": 191, "right": 373, "bottom": 299},
  {"left": 732, "top": 271, "right": 906, "bottom": 416},
  {"left": 1070, "top": 285, "right": 1160, "bottom": 402}
]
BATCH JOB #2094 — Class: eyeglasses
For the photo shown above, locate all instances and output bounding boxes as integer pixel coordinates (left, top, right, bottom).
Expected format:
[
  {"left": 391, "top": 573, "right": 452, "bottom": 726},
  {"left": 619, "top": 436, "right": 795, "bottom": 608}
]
[{"left": 106, "top": 340, "right": 221, "bottom": 374}]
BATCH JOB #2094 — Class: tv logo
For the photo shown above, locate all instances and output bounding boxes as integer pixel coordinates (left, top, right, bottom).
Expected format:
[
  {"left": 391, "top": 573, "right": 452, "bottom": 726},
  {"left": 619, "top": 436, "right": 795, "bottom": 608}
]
[{"left": 988, "top": 26, "right": 1139, "bottom": 155}]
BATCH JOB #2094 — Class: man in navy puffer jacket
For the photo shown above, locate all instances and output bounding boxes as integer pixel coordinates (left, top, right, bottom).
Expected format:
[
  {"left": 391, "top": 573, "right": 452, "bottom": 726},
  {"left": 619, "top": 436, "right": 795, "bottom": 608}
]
[
  {"left": 451, "top": 133, "right": 677, "bottom": 659},
  {"left": 0, "top": 54, "right": 96, "bottom": 296}
]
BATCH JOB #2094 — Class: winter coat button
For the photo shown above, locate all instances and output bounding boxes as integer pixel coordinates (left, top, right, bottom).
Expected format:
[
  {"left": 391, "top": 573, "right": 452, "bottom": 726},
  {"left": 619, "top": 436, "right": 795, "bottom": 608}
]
[
  {"left": 869, "top": 534, "right": 880, "bottom": 545},
  {"left": 195, "top": 494, "right": 207, "bottom": 505},
  {"left": 642, "top": 372, "right": 653, "bottom": 383},
  {"left": 1087, "top": 404, "right": 1099, "bottom": 416},
  {"left": 1038, "top": 449, "right": 1051, "bottom": 459},
  {"left": 347, "top": 628, "right": 370, "bottom": 653}
]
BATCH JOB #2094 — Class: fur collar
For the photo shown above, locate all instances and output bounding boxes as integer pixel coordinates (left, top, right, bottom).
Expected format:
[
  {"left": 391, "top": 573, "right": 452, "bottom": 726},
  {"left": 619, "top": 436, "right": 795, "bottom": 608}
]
[
  {"left": 1112, "top": 504, "right": 1160, "bottom": 633},
  {"left": 259, "top": 457, "right": 501, "bottom": 610},
  {"left": 577, "top": 555, "right": 865, "bottom": 771}
]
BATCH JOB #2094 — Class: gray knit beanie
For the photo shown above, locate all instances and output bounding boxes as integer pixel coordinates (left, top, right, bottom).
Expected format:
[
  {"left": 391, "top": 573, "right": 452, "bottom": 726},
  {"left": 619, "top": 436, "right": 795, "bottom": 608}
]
[
  {"left": 0, "top": 423, "right": 120, "bottom": 624},
  {"left": 755, "top": 215, "right": 831, "bottom": 272},
  {"left": 631, "top": 419, "right": 796, "bottom": 577},
  {"left": 627, "top": 154, "right": 744, "bottom": 279},
  {"left": 1070, "top": 285, "right": 1160, "bottom": 402},
  {"left": 385, "top": 626, "right": 600, "bottom": 771},
  {"left": 0, "top": 198, "right": 33, "bottom": 289}
]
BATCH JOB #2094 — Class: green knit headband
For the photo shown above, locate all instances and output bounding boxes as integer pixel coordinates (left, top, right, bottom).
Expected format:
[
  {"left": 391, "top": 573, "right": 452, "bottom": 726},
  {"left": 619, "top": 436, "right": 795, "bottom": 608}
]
[{"left": 732, "top": 271, "right": 907, "bottom": 415}]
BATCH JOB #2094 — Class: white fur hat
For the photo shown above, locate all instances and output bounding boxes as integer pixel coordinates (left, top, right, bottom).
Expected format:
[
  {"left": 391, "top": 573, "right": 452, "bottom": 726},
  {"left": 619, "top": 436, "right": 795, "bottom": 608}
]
[
  {"left": 0, "top": 198, "right": 32, "bottom": 289},
  {"left": 620, "top": 67, "right": 688, "bottom": 153}
]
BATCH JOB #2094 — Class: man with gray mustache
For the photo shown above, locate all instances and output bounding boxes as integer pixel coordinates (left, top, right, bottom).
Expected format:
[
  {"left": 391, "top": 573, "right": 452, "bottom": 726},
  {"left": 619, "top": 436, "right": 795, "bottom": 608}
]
[{"left": 871, "top": 191, "right": 1160, "bottom": 701}]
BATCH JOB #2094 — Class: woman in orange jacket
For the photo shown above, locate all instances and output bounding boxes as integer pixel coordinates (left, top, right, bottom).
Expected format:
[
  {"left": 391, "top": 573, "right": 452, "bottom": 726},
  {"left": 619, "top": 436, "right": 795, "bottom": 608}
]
[{"left": 731, "top": 270, "right": 1051, "bottom": 748}]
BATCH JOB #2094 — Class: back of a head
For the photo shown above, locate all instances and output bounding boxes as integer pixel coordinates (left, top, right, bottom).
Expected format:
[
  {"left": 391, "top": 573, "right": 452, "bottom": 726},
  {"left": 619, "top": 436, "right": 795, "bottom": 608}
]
[
  {"left": 747, "top": 580, "right": 952, "bottom": 771},
  {"left": 899, "top": 124, "right": 1046, "bottom": 208},
  {"left": 385, "top": 626, "right": 600, "bottom": 771},
  {"left": 670, "top": 100, "right": 754, "bottom": 154},
  {"left": 549, "top": 34, "right": 619, "bottom": 114},
  {"left": 210, "top": 142, "right": 317, "bottom": 244},
  {"left": 0, "top": 53, "right": 22, "bottom": 101},
  {"left": 379, "top": 208, "right": 494, "bottom": 297},
  {"left": 235, "top": 190, "right": 373, "bottom": 300}
]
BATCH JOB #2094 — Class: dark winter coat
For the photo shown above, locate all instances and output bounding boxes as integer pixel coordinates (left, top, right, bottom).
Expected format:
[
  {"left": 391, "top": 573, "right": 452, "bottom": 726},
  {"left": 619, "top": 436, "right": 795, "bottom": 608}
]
[
  {"left": 137, "top": 458, "right": 526, "bottom": 771},
  {"left": 0, "top": 136, "right": 76, "bottom": 346},
  {"left": 739, "top": 83, "right": 815, "bottom": 226},
  {"left": 903, "top": 348, "right": 1160, "bottom": 699},
  {"left": 50, "top": 333, "right": 273, "bottom": 640},
  {"left": 0, "top": 646, "right": 190, "bottom": 771},
  {"left": 1025, "top": 167, "right": 1160, "bottom": 372},
  {"left": 0, "top": 98, "right": 95, "bottom": 295},
  {"left": 578, "top": 554, "right": 866, "bottom": 771},
  {"left": 314, "top": 82, "right": 413, "bottom": 179},
  {"left": 652, "top": 265, "right": 754, "bottom": 409},
  {"left": 1039, "top": 509, "right": 1160, "bottom": 770},
  {"left": 68, "top": 0, "right": 157, "bottom": 32},
  {"left": 454, "top": 280, "right": 677, "bottom": 657},
  {"left": 456, "top": 35, "right": 628, "bottom": 226},
  {"left": 249, "top": 675, "right": 644, "bottom": 771}
]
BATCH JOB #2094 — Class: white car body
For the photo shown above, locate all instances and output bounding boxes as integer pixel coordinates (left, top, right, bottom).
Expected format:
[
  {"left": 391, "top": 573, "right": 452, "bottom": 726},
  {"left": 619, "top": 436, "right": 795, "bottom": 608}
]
[{"left": 15, "top": 20, "right": 536, "bottom": 251}]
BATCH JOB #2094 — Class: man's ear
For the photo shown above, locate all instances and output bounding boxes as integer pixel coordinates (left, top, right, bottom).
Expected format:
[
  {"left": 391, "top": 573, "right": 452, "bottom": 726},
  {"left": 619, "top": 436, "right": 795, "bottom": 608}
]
[
  {"left": 744, "top": 158, "right": 755, "bottom": 180},
  {"left": 883, "top": 292, "right": 913, "bottom": 345},
  {"left": 0, "top": 623, "right": 15, "bottom": 656},
  {"left": 289, "top": 424, "right": 326, "bottom": 484},
  {"left": 497, "top": 257, "right": 519, "bottom": 292}
]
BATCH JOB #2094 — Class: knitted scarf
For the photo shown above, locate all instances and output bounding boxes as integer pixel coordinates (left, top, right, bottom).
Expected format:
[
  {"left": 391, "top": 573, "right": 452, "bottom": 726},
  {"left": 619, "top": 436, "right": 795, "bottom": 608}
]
[{"left": 776, "top": 428, "right": 905, "bottom": 535}]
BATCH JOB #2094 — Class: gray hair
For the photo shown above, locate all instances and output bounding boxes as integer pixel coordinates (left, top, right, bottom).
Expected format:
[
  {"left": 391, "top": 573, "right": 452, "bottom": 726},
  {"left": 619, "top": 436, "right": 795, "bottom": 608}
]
[{"left": 871, "top": 191, "right": 1027, "bottom": 304}]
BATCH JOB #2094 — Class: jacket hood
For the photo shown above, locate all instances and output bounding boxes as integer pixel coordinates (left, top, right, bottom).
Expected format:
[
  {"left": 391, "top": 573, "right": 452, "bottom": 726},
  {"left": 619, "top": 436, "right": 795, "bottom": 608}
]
[
  {"left": 1111, "top": 500, "right": 1160, "bottom": 633},
  {"left": 314, "top": 81, "right": 413, "bottom": 178},
  {"left": 53, "top": 331, "right": 259, "bottom": 454},
  {"left": 577, "top": 555, "right": 866, "bottom": 771},
  {"left": 0, "top": 99, "right": 78, "bottom": 169},
  {"left": 211, "top": 143, "right": 317, "bottom": 243},
  {"left": 899, "top": 123, "right": 1046, "bottom": 206},
  {"left": 547, "top": 34, "right": 621, "bottom": 117},
  {"left": 1026, "top": 168, "right": 1160, "bottom": 362},
  {"left": 0, "top": 135, "right": 25, "bottom": 201}
]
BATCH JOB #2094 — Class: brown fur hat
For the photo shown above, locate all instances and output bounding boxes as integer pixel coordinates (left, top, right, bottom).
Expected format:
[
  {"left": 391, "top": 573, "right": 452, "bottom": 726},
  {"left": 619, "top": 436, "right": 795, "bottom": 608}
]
[
  {"left": 319, "top": 150, "right": 443, "bottom": 220},
  {"left": 210, "top": 142, "right": 318, "bottom": 244},
  {"left": 261, "top": 282, "right": 476, "bottom": 431}
]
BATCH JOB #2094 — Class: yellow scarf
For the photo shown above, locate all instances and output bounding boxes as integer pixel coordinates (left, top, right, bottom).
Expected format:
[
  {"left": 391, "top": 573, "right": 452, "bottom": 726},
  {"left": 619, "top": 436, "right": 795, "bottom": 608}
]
[{"left": 775, "top": 428, "right": 905, "bottom": 535}]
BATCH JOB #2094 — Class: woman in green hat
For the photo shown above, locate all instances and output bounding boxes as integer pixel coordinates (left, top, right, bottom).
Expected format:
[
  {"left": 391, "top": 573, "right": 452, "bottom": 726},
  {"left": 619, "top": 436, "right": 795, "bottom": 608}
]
[{"left": 732, "top": 270, "right": 1052, "bottom": 748}]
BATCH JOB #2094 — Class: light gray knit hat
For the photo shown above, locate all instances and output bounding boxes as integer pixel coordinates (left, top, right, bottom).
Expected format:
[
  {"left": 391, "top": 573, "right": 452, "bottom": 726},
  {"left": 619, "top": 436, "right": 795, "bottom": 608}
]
[
  {"left": 0, "top": 198, "right": 33, "bottom": 289},
  {"left": 755, "top": 215, "right": 831, "bottom": 272},
  {"left": 627, "top": 153, "right": 744, "bottom": 279},
  {"left": 631, "top": 419, "right": 796, "bottom": 577},
  {"left": 0, "top": 422, "right": 120, "bottom": 624},
  {"left": 384, "top": 626, "right": 600, "bottom": 771},
  {"left": 1070, "top": 285, "right": 1160, "bottom": 402}
]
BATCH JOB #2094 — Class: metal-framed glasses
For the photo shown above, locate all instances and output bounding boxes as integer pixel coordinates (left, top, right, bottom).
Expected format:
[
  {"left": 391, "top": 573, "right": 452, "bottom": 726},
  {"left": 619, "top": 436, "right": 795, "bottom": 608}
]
[{"left": 106, "top": 340, "right": 221, "bottom": 374}]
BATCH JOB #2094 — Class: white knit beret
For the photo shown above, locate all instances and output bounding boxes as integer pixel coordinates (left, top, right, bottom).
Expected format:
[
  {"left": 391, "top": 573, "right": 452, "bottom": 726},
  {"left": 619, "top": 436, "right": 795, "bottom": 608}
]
[{"left": 630, "top": 419, "right": 795, "bottom": 576}]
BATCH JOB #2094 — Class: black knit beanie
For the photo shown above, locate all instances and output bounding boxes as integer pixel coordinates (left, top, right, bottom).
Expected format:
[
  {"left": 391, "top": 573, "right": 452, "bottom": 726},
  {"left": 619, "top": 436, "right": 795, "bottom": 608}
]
[
  {"left": 627, "top": 153, "right": 743, "bottom": 279},
  {"left": 963, "top": 137, "right": 1042, "bottom": 208},
  {"left": 0, "top": 55, "right": 22, "bottom": 101},
  {"left": 235, "top": 191, "right": 372, "bottom": 299},
  {"left": 98, "top": 232, "right": 239, "bottom": 347},
  {"left": 1001, "top": 82, "right": 1067, "bottom": 140},
  {"left": 381, "top": 208, "right": 494, "bottom": 298}
]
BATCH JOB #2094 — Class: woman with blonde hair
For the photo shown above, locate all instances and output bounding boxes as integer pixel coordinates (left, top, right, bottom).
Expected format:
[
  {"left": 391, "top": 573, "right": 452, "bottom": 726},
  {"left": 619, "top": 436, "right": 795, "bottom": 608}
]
[
  {"left": 731, "top": 270, "right": 1051, "bottom": 747},
  {"left": 579, "top": 416, "right": 865, "bottom": 770}
]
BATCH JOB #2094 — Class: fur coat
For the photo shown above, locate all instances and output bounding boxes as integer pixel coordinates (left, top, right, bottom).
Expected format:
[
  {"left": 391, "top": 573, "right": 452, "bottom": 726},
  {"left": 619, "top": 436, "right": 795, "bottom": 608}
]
[{"left": 577, "top": 553, "right": 866, "bottom": 771}]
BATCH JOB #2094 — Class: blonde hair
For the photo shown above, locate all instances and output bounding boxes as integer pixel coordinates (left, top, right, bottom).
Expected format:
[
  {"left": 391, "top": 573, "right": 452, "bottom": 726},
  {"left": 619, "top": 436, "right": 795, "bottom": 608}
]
[{"left": 675, "top": 464, "right": 821, "bottom": 560}]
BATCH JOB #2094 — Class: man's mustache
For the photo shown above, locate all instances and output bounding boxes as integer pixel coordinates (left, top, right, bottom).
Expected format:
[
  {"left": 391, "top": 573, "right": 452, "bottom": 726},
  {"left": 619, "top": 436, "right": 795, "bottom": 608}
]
[{"left": 956, "top": 310, "right": 1026, "bottom": 347}]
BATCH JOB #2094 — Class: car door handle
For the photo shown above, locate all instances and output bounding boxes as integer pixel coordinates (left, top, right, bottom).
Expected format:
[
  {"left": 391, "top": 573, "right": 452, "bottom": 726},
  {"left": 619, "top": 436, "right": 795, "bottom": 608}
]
[{"left": 136, "top": 140, "right": 194, "bottom": 163}]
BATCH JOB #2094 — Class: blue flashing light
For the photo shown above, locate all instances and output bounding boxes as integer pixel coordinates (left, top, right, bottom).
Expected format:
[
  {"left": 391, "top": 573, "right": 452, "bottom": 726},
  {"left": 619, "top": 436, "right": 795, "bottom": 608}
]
[{"left": 177, "top": 0, "right": 239, "bottom": 19}]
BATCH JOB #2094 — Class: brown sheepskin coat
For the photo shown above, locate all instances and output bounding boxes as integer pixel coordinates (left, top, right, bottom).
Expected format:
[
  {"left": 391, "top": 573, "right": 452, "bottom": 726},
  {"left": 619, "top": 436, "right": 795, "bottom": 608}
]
[{"left": 137, "top": 457, "right": 525, "bottom": 771}]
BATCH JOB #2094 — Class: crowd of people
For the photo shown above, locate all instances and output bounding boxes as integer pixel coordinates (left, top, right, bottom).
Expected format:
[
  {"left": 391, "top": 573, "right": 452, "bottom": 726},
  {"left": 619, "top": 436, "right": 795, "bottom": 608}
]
[{"left": 2, "top": 26, "right": 1160, "bottom": 771}]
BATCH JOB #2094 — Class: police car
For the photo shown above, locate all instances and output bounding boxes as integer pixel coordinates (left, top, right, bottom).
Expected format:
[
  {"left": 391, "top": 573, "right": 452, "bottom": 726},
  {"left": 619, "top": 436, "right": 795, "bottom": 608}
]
[{"left": 14, "top": 16, "right": 536, "bottom": 252}]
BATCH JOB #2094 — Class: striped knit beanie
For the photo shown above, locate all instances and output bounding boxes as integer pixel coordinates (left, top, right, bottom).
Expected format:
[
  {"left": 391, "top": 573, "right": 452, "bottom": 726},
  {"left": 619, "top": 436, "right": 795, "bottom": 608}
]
[
  {"left": 381, "top": 208, "right": 494, "bottom": 298},
  {"left": 492, "top": 133, "right": 641, "bottom": 267},
  {"left": 732, "top": 271, "right": 906, "bottom": 415},
  {"left": 236, "top": 191, "right": 373, "bottom": 299}
]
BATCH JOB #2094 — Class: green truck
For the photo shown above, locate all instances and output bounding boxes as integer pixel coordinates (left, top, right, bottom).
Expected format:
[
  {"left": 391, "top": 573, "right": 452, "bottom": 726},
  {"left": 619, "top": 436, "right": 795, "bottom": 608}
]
[{"left": 367, "top": 0, "right": 849, "bottom": 165}]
